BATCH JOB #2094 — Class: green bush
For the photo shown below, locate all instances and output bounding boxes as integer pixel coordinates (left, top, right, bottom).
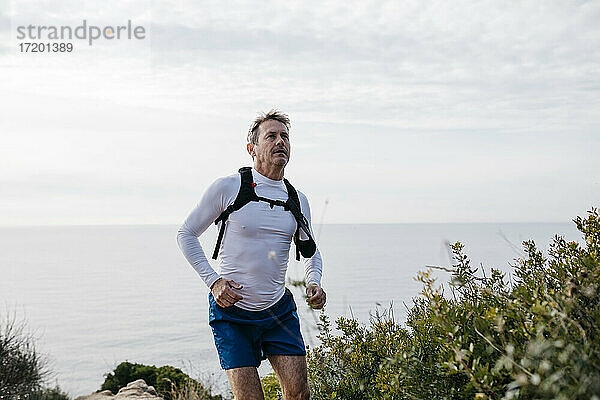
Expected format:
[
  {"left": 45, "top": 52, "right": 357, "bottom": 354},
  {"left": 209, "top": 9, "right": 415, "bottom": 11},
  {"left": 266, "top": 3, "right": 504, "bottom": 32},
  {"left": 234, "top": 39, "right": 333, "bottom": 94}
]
[
  {"left": 306, "top": 207, "right": 600, "bottom": 399},
  {"left": 0, "top": 311, "right": 50, "bottom": 398},
  {"left": 261, "top": 372, "right": 282, "bottom": 400},
  {"left": 30, "top": 385, "right": 71, "bottom": 400},
  {"left": 306, "top": 305, "right": 470, "bottom": 399},
  {"left": 100, "top": 361, "right": 222, "bottom": 400},
  {"left": 168, "top": 377, "right": 224, "bottom": 400},
  {"left": 425, "top": 208, "right": 600, "bottom": 399}
]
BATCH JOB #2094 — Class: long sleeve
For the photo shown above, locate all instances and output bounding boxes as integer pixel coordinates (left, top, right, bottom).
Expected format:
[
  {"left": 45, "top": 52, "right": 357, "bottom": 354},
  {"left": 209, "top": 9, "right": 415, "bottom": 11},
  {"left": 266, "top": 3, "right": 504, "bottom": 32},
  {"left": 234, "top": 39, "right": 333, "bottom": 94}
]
[
  {"left": 298, "top": 191, "right": 323, "bottom": 287},
  {"left": 176, "top": 176, "right": 234, "bottom": 289}
]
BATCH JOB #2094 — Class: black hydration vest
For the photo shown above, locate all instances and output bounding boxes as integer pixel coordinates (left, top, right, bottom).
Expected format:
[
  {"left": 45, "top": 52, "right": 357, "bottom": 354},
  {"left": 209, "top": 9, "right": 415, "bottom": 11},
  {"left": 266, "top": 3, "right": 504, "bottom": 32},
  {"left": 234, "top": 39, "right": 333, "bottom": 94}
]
[{"left": 212, "top": 167, "right": 317, "bottom": 261}]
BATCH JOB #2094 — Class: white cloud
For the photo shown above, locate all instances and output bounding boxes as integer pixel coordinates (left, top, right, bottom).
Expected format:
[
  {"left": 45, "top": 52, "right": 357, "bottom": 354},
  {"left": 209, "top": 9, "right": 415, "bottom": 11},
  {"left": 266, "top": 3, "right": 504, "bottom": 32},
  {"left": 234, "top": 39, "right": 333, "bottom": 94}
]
[{"left": 0, "top": 0, "right": 598, "bottom": 224}]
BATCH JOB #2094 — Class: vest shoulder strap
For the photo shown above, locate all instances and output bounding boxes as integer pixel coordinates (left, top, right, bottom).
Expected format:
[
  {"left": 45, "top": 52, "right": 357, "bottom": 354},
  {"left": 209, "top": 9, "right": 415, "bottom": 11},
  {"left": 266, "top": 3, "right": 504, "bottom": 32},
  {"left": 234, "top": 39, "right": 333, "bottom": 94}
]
[
  {"left": 283, "top": 178, "right": 300, "bottom": 209},
  {"left": 284, "top": 179, "right": 317, "bottom": 261},
  {"left": 212, "top": 167, "right": 257, "bottom": 259}
]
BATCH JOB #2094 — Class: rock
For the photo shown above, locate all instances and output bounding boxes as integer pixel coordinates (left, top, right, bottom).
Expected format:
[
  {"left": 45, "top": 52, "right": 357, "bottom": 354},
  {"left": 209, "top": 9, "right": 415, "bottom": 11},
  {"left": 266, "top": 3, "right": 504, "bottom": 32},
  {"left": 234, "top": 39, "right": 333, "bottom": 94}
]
[
  {"left": 146, "top": 386, "right": 158, "bottom": 396},
  {"left": 75, "top": 391, "right": 113, "bottom": 400},
  {"left": 75, "top": 379, "right": 163, "bottom": 400}
]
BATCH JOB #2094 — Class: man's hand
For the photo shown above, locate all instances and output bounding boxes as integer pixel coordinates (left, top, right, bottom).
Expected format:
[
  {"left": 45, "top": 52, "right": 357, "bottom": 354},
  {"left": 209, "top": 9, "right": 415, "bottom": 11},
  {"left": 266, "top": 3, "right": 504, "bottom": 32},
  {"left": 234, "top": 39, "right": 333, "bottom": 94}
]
[
  {"left": 306, "top": 283, "right": 326, "bottom": 309},
  {"left": 211, "top": 278, "right": 243, "bottom": 308}
]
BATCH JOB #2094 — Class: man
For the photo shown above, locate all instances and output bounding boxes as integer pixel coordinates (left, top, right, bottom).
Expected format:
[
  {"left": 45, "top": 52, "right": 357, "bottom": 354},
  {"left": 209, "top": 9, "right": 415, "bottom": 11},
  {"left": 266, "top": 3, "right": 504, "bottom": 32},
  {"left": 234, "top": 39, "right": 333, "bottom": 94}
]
[{"left": 177, "top": 110, "right": 326, "bottom": 400}]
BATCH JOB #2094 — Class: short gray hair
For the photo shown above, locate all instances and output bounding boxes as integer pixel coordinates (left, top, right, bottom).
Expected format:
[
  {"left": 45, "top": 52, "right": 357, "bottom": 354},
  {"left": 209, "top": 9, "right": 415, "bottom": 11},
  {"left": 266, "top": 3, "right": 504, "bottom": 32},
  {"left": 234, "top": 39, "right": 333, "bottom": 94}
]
[{"left": 247, "top": 110, "right": 291, "bottom": 145}]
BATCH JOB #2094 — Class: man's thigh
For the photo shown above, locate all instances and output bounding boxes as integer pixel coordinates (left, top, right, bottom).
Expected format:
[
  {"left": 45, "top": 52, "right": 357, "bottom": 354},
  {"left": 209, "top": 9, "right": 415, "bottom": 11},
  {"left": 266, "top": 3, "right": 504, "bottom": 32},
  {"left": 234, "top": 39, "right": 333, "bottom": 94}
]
[
  {"left": 226, "top": 366, "right": 264, "bottom": 400},
  {"left": 267, "top": 354, "right": 309, "bottom": 399}
]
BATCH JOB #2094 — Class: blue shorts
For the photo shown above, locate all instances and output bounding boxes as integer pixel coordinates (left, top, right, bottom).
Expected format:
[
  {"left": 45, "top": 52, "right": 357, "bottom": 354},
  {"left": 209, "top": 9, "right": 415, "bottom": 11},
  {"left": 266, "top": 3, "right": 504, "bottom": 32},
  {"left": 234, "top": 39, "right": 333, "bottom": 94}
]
[{"left": 208, "top": 288, "right": 306, "bottom": 370}]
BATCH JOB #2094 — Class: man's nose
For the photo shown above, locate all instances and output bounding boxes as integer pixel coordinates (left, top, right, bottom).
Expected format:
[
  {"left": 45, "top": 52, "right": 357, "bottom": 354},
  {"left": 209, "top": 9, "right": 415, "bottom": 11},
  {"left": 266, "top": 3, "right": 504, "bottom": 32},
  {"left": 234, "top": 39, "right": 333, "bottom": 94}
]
[{"left": 275, "top": 134, "right": 285, "bottom": 145}]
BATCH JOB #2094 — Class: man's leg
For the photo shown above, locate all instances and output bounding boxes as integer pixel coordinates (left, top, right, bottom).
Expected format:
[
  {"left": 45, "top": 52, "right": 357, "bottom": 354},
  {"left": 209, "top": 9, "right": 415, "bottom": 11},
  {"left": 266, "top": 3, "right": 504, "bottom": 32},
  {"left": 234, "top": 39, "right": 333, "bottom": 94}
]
[
  {"left": 267, "top": 355, "right": 310, "bottom": 400},
  {"left": 226, "top": 366, "right": 264, "bottom": 400}
]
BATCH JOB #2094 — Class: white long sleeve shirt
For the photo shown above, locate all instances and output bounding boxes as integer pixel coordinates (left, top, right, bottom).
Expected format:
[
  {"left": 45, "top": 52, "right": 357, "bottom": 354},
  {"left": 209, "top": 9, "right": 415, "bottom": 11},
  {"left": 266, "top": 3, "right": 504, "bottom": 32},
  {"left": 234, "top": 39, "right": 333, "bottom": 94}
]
[{"left": 176, "top": 168, "right": 323, "bottom": 311}]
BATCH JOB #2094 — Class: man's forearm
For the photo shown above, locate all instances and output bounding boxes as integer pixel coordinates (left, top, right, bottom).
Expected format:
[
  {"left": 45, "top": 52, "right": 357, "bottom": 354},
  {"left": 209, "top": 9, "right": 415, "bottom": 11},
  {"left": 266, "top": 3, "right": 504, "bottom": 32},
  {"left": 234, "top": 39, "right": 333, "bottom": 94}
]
[
  {"left": 304, "top": 247, "right": 323, "bottom": 287},
  {"left": 177, "top": 220, "right": 221, "bottom": 289}
]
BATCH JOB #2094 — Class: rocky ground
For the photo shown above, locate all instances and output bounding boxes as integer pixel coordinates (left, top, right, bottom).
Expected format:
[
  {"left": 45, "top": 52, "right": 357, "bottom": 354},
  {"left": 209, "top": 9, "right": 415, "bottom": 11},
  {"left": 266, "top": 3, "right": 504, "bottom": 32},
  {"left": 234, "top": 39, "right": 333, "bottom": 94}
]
[{"left": 75, "top": 379, "right": 162, "bottom": 400}]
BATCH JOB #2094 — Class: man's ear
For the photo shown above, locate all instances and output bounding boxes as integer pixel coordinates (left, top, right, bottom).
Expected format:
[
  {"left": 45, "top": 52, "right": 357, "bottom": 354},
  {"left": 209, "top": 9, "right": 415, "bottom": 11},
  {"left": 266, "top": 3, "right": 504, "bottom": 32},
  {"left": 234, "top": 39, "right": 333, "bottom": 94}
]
[{"left": 247, "top": 143, "right": 255, "bottom": 158}]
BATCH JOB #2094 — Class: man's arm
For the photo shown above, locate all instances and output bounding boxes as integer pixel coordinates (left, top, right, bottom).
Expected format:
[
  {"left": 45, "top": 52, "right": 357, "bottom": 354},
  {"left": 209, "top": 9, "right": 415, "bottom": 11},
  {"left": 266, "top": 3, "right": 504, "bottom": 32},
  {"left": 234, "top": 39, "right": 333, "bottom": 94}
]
[
  {"left": 176, "top": 176, "right": 231, "bottom": 289},
  {"left": 298, "top": 192, "right": 326, "bottom": 309}
]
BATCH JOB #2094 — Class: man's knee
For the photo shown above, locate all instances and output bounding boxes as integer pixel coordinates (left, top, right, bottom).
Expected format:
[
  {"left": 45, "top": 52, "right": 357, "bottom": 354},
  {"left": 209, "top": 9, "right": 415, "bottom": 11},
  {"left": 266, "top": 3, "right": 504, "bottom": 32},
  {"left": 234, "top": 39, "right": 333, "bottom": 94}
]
[
  {"left": 226, "top": 367, "right": 264, "bottom": 399},
  {"left": 282, "top": 381, "right": 310, "bottom": 400}
]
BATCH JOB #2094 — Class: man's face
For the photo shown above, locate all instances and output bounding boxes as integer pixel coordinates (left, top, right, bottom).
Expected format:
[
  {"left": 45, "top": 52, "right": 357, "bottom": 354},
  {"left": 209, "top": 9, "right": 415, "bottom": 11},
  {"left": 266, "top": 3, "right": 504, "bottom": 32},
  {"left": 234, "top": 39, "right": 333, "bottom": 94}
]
[{"left": 249, "top": 119, "right": 290, "bottom": 167}]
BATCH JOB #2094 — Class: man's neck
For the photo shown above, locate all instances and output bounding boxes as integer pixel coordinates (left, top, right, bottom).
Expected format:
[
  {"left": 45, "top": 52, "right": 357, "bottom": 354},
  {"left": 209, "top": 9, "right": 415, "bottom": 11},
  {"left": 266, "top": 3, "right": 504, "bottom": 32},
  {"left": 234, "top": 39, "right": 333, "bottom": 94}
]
[{"left": 253, "top": 161, "right": 285, "bottom": 181}]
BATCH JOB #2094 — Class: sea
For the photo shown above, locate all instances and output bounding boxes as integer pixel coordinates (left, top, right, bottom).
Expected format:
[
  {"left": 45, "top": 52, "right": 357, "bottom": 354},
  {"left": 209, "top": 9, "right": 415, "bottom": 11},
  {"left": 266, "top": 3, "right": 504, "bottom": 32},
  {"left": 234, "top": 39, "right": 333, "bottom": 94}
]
[{"left": 0, "top": 223, "right": 581, "bottom": 398}]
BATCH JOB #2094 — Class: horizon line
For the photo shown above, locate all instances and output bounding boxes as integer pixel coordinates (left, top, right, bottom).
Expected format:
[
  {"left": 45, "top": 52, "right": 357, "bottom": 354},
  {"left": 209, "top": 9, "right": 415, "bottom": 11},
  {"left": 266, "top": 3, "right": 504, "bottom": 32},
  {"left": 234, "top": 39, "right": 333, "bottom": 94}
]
[{"left": 0, "top": 221, "right": 576, "bottom": 228}]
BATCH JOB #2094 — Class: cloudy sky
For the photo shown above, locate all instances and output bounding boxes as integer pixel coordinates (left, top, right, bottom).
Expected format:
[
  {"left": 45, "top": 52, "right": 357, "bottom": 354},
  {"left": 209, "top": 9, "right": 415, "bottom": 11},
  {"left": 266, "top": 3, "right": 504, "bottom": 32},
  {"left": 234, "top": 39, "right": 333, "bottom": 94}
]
[{"left": 0, "top": 0, "right": 598, "bottom": 225}]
